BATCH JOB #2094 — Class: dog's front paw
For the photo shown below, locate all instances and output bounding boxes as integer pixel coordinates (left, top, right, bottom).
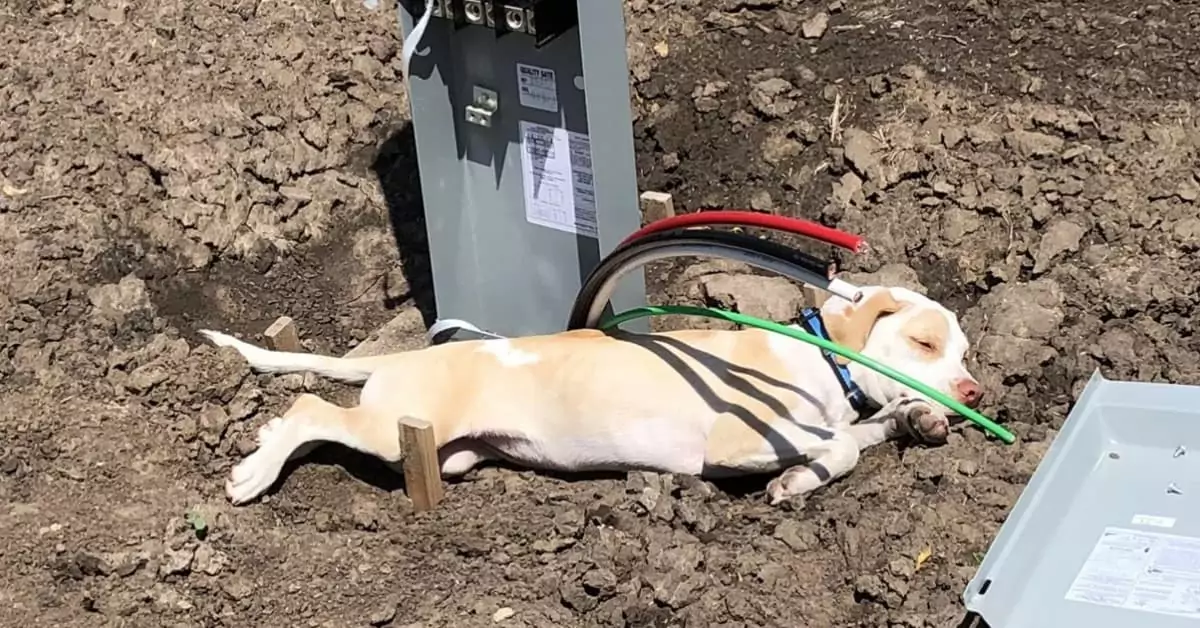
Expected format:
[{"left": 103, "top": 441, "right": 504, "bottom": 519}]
[{"left": 900, "top": 399, "right": 949, "bottom": 444}]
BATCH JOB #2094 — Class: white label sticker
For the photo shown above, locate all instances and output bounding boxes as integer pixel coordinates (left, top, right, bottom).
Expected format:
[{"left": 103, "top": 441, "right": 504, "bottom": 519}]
[
  {"left": 1132, "top": 514, "right": 1177, "bottom": 529},
  {"left": 1065, "top": 527, "right": 1200, "bottom": 619},
  {"left": 518, "top": 120, "right": 597, "bottom": 238},
  {"left": 516, "top": 63, "right": 559, "bottom": 113}
]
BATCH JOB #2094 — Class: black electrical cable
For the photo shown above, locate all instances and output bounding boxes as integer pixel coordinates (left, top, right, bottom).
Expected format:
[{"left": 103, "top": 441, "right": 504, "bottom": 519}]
[{"left": 566, "top": 229, "right": 861, "bottom": 331}]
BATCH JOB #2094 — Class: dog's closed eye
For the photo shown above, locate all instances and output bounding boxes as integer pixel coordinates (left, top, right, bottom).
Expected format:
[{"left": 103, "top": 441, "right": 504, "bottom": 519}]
[{"left": 910, "top": 337, "right": 938, "bottom": 352}]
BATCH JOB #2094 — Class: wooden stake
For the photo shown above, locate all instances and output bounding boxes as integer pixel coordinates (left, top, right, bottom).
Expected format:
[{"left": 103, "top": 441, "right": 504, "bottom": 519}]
[
  {"left": 639, "top": 190, "right": 676, "bottom": 225},
  {"left": 399, "top": 417, "right": 444, "bottom": 512},
  {"left": 264, "top": 316, "right": 301, "bottom": 352}
]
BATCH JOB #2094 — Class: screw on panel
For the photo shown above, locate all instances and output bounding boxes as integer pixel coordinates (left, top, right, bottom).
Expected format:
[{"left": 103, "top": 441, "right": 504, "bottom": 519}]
[
  {"left": 1174, "top": 445, "right": 1187, "bottom": 458},
  {"left": 1167, "top": 483, "right": 1183, "bottom": 495}
]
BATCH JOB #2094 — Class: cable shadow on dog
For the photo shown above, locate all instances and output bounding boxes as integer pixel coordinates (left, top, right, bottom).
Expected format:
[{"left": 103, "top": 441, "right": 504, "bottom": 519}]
[{"left": 613, "top": 331, "right": 838, "bottom": 497}]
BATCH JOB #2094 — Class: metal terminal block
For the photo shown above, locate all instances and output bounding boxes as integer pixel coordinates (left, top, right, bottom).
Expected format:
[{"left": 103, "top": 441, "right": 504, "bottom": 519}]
[
  {"left": 464, "top": 86, "right": 498, "bottom": 127},
  {"left": 462, "top": 0, "right": 487, "bottom": 25},
  {"left": 501, "top": 4, "right": 527, "bottom": 33}
]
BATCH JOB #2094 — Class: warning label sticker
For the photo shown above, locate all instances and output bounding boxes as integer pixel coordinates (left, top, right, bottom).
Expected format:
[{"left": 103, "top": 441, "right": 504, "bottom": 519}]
[
  {"left": 1065, "top": 527, "right": 1200, "bottom": 619},
  {"left": 518, "top": 120, "right": 596, "bottom": 239}
]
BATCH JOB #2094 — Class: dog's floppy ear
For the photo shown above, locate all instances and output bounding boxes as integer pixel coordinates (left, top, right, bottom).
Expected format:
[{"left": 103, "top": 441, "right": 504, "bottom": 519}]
[{"left": 823, "top": 290, "right": 903, "bottom": 363}]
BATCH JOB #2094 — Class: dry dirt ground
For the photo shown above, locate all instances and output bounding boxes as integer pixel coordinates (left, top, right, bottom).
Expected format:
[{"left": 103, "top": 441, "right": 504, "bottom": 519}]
[{"left": 3, "top": 0, "right": 1200, "bottom": 626}]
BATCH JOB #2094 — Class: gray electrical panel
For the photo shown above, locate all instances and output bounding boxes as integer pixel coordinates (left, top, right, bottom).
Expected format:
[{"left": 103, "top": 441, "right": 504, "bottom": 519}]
[
  {"left": 963, "top": 370, "right": 1200, "bottom": 628},
  {"left": 397, "top": 0, "right": 647, "bottom": 339}
]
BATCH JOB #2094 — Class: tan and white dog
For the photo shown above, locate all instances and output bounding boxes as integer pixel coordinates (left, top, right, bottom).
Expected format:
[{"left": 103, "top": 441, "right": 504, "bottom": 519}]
[{"left": 200, "top": 285, "right": 982, "bottom": 506}]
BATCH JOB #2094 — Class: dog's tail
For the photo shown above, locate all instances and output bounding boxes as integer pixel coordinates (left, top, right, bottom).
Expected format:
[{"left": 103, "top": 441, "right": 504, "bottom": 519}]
[{"left": 199, "top": 330, "right": 393, "bottom": 383}]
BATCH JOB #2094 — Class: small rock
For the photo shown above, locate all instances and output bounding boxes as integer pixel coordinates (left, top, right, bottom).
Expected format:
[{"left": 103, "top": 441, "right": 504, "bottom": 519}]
[
  {"left": 126, "top": 363, "right": 170, "bottom": 393},
  {"left": 193, "top": 544, "right": 228, "bottom": 576},
  {"left": 775, "top": 10, "right": 802, "bottom": 34},
  {"left": 941, "top": 127, "right": 966, "bottom": 149},
  {"left": 87, "top": 275, "right": 153, "bottom": 322},
  {"left": 831, "top": 172, "right": 863, "bottom": 206},
  {"left": 958, "top": 459, "right": 980, "bottom": 476},
  {"left": 581, "top": 568, "right": 619, "bottom": 598},
  {"left": 279, "top": 186, "right": 313, "bottom": 204},
  {"left": 110, "top": 551, "right": 147, "bottom": 578},
  {"left": 369, "top": 602, "right": 398, "bottom": 626},
  {"left": 749, "top": 190, "right": 773, "bottom": 211},
  {"left": 158, "top": 546, "right": 195, "bottom": 579},
  {"left": 761, "top": 132, "right": 804, "bottom": 166},
  {"left": 492, "top": 607, "right": 515, "bottom": 623},
  {"left": 256, "top": 114, "right": 285, "bottom": 129},
  {"left": 967, "top": 124, "right": 1002, "bottom": 146},
  {"left": 1032, "top": 220, "right": 1086, "bottom": 274},
  {"left": 553, "top": 509, "right": 585, "bottom": 537},
  {"left": 220, "top": 576, "right": 254, "bottom": 600},
  {"left": 793, "top": 65, "right": 818, "bottom": 83},
  {"left": 453, "top": 537, "right": 490, "bottom": 557},
  {"left": 646, "top": 570, "right": 704, "bottom": 610},
  {"left": 1177, "top": 177, "right": 1199, "bottom": 203},
  {"left": 749, "top": 78, "right": 796, "bottom": 119},
  {"left": 866, "top": 74, "right": 891, "bottom": 97},
  {"left": 227, "top": 385, "right": 263, "bottom": 421},
  {"left": 842, "top": 128, "right": 882, "bottom": 179},
  {"left": 560, "top": 581, "right": 599, "bottom": 612},
  {"left": 531, "top": 537, "right": 575, "bottom": 553},
  {"left": 351, "top": 499, "right": 381, "bottom": 531},
  {"left": 932, "top": 180, "right": 956, "bottom": 196},
  {"left": 301, "top": 120, "right": 328, "bottom": 149},
  {"left": 773, "top": 519, "right": 818, "bottom": 551},
  {"left": 1174, "top": 218, "right": 1200, "bottom": 251},
  {"left": 198, "top": 405, "right": 230, "bottom": 447},
  {"left": 801, "top": 11, "right": 830, "bottom": 38},
  {"left": 1005, "top": 130, "right": 1064, "bottom": 159}
]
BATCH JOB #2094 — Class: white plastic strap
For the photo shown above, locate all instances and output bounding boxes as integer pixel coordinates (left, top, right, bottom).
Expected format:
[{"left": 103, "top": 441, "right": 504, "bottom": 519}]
[
  {"left": 400, "top": 0, "right": 436, "bottom": 81},
  {"left": 426, "top": 318, "right": 506, "bottom": 343}
]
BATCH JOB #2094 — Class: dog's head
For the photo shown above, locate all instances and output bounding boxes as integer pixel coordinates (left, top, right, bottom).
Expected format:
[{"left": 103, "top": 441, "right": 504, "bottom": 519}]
[{"left": 819, "top": 286, "right": 981, "bottom": 412}]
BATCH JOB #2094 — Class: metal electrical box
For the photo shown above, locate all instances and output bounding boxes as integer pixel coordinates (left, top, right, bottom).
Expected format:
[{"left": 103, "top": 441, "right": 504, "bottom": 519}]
[
  {"left": 963, "top": 370, "right": 1200, "bottom": 628},
  {"left": 397, "top": 0, "right": 647, "bottom": 338}
]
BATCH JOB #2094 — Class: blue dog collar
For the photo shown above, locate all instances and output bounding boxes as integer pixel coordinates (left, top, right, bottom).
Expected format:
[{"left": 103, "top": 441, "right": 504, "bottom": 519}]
[{"left": 799, "top": 307, "right": 869, "bottom": 412}]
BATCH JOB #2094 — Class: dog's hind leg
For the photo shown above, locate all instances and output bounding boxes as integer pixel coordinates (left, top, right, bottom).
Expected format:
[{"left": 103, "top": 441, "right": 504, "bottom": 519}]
[{"left": 226, "top": 393, "right": 409, "bottom": 505}]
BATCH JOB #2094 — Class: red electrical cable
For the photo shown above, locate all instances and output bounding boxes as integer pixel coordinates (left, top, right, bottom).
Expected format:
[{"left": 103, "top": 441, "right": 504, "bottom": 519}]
[{"left": 621, "top": 210, "right": 866, "bottom": 253}]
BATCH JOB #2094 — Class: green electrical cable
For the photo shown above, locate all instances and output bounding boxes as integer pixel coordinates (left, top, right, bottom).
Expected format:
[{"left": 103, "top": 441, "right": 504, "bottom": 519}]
[{"left": 599, "top": 305, "right": 1017, "bottom": 445}]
